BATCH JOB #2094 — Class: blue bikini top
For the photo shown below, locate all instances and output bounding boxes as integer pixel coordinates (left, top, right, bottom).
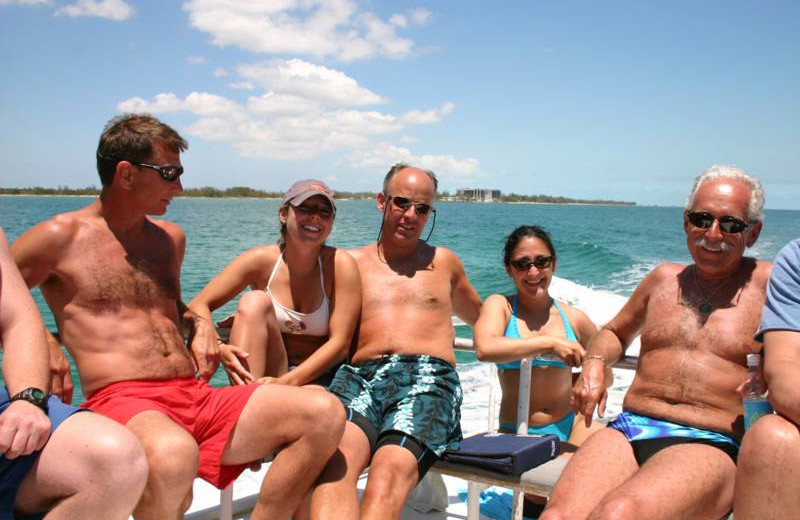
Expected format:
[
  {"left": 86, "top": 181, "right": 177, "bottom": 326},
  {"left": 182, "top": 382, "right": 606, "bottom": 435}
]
[{"left": 496, "top": 296, "right": 576, "bottom": 370}]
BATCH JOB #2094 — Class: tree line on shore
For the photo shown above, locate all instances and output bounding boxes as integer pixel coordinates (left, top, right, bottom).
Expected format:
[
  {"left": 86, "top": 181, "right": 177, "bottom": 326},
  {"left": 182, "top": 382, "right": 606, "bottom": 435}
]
[{"left": 0, "top": 186, "right": 634, "bottom": 205}]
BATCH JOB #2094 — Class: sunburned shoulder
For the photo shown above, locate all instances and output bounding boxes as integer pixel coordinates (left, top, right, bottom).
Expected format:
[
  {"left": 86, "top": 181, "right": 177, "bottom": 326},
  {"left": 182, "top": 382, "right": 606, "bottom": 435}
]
[
  {"left": 431, "top": 245, "right": 463, "bottom": 266},
  {"left": 29, "top": 209, "right": 94, "bottom": 247},
  {"left": 484, "top": 293, "right": 512, "bottom": 309},
  {"left": 239, "top": 244, "right": 280, "bottom": 266},
  {"left": 651, "top": 262, "right": 685, "bottom": 277},
  {"left": 640, "top": 262, "right": 685, "bottom": 285},
  {"left": 329, "top": 246, "right": 356, "bottom": 267},
  {"left": 556, "top": 299, "right": 590, "bottom": 321},
  {"left": 317, "top": 245, "right": 357, "bottom": 274},
  {"left": 148, "top": 217, "right": 184, "bottom": 236},
  {"left": 485, "top": 293, "right": 511, "bottom": 304},
  {"left": 348, "top": 244, "right": 375, "bottom": 262}
]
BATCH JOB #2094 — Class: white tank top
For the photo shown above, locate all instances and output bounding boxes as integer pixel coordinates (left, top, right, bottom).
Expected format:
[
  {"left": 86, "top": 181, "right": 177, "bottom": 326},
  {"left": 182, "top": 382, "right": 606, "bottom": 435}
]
[{"left": 266, "top": 254, "right": 330, "bottom": 337}]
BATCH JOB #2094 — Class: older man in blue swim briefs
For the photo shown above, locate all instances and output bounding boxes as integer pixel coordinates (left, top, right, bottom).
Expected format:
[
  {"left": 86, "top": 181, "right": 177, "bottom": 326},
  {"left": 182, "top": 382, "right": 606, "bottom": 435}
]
[
  {"left": 733, "top": 237, "right": 800, "bottom": 519},
  {"left": 304, "top": 164, "right": 483, "bottom": 520},
  {"left": 0, "top": 225, "right": 148, "bottom": 519},
  {"left": 541, "top": 165, "right": 772, "bottom": 520}
]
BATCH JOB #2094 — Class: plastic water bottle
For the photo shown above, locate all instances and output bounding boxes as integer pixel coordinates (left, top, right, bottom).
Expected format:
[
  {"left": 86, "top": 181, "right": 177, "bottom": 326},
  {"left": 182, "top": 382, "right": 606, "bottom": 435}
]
[{"left": 743, "top": 353, "right": 773, "bottom": 431}]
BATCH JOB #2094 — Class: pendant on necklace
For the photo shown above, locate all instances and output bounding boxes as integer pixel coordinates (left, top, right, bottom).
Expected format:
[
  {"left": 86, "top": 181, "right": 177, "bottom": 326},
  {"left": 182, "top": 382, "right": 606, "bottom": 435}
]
[{"left": 699, "top": 301, "right": 713, "bottom": 315}]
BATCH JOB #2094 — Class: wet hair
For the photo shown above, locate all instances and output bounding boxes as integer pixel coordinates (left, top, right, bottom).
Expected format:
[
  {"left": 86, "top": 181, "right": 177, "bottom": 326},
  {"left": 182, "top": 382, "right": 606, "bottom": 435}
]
[
  {"left": 277, "top": 207, "right": 288, "bottom": 251},
  {"left": 502, "top": 225, "right": 557, "bottom": 266},
  {"left": 382, "top": 163, "right": 438, "bottom": 193},
  {"left": 686, "top": 164, "right": 765, "bottom": 222},
  {"left": 96, "top": 113, "right": 188, "bottom": 186}
]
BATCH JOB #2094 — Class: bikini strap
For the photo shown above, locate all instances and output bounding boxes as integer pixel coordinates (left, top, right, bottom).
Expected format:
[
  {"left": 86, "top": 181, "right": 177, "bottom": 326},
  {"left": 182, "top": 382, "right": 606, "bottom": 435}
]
[
  {"left": 266, "top": 253, "right": 284, "bottom": 291},
  {"left": 505, "top": 295, "right": 521, "bottom": 338},
  {"left": 552, "top": 299, "right": 578, "bottom": 342},
  {"left": 317, "top": 255, "right": 326, "bottom": 293}
]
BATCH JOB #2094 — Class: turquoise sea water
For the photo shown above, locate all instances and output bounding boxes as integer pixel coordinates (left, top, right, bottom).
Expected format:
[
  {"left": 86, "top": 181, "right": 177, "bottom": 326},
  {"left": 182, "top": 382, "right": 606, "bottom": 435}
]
[{"left": 2, "top": 196, "right": 799, "bottom": 402}]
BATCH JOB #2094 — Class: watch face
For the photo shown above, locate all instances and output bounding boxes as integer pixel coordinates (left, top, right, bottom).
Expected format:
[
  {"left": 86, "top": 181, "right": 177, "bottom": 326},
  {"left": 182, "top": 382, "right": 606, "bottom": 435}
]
[{"left": 12, "top": 387, "right": 48, "bottom": 408}]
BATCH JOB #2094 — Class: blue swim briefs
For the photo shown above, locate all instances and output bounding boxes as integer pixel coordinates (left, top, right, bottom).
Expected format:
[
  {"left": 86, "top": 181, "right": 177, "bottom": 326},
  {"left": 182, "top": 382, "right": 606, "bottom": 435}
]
[
  {"left": 608, "top": 411, "right": 739, "bottom": 465},
  {"left": 1, "top": 388, "right": 87, "bottom": 519}
]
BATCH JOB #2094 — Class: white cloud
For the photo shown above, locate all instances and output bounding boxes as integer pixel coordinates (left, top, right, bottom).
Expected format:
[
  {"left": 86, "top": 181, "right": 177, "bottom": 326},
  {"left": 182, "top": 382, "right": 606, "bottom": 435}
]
[
  {"left": 0, "top": 0, "right": 51, "bottom": 5},
  {"left": 346, "top": 142, "right": 480, "bottom": 182},
  {"left": 236, "top": 59, "right": 386, "bottom": 107},
  {"left": 409, "top": 8, "right": 432, "bottom": 25},
  {"left": 55, "top": 0, "right": 134, "bottom": 20},
  {"left": 117, "top": 59, "right": 475, "bottom": 168},
  {"left": 400, "top": 103, "right": 455, "bottom": 125},
  {"left": 246, "top": 92, "right": 319, "bottom": 116},
  {"left": 213, "top": 67, "right": 229, "bottom": 77},
  {"left": 187, "top": 55, "right": 207, "bottom": 65},
  {"left": 389, "top": 14, "right": 407, "bottom": 28},
  {"left": 227, "top": 81, "right": 255, "bottom": 90},
  {"left": 182, "top": 0, "right": 419, "bottom": 62},
  {"left": 389, "top": 8, "right": 432, "bottom": 28},
  {"left": 119, "top": 92, "right": 243, "bottom": 117}
]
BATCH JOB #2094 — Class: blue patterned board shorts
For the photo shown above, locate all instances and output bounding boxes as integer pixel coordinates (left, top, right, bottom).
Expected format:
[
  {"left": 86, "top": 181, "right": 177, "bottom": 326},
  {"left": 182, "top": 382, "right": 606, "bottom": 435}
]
[{"left": 329, "top": 354, "right": 463, "bottom": 456}]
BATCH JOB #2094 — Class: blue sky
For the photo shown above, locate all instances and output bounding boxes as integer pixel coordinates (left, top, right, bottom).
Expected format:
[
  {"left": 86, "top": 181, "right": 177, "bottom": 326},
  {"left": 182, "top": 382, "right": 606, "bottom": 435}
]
[{"left": 1, "top": 0, "right": 798, "bottom": 208}]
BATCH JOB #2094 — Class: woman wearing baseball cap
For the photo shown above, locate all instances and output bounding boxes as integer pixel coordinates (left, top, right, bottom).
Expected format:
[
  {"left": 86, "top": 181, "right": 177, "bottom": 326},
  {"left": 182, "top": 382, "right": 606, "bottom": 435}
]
[{"left": 190, "top": 179, "right": 361, "bottom": 387}]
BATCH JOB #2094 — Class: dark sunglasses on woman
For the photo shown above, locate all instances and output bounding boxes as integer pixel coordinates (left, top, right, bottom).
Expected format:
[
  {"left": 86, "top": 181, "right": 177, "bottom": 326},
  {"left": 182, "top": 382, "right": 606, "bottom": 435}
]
[{"left": 509, "top": 255, "right": 554, "bottom": 271}]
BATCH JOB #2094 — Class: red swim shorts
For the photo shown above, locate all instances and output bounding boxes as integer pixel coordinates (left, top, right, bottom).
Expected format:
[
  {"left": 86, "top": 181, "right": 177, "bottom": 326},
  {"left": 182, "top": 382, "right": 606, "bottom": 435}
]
[{"left": 82, "top": 377, "right": 259, "bottom": 488}]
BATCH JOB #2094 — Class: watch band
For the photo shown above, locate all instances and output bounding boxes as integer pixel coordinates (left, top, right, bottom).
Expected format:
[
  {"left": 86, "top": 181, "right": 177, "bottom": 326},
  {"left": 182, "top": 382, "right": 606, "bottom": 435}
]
[{"left": 9, "top": 387, "right": 49, "bottom": 413}]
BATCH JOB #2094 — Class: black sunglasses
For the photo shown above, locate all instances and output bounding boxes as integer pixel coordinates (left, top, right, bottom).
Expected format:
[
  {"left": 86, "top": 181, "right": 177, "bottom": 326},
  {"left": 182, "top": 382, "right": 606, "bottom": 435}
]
[
  {"left": 97, "top": 152, "right": 184, "bottom": 182},
  {"left": 509, "top": 255, "right": 554, "bottom": 271},
  {"left": 686, "top": 211, "right": 750, "bottom": 234},
  {"left": 388, "top": 195, "right": 434, "bottom": 216},
  {"left": 293, "top": 203, "right": 334, "bottom": 218}
]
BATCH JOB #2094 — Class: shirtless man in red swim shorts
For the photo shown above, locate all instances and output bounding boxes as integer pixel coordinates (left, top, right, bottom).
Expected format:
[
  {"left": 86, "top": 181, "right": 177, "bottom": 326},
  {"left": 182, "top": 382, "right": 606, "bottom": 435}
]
[{"left": 12, "top": 114, "right": 345, "bottom": 520}]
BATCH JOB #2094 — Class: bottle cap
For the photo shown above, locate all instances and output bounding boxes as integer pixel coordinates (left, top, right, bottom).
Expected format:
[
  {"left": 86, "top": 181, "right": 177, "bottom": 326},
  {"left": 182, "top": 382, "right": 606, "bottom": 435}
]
[{"left": 746, "top": 353, "right": 761, "bottom": 367}]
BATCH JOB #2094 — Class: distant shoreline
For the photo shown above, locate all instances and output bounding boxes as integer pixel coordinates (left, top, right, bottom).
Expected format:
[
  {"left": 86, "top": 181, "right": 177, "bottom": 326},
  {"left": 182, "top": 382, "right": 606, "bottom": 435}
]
[{"left": 0, "top": 187, "right": 636, "bottom": 206}]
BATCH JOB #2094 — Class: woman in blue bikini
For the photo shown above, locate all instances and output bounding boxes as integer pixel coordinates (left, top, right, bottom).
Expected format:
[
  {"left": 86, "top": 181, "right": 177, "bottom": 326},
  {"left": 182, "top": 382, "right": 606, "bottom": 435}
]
[
  {"left": 475, "top": 225, "right": 604, "bottom": 444},
  {"left": 475, "top": 225, "right": 605, "bottom": 515}
]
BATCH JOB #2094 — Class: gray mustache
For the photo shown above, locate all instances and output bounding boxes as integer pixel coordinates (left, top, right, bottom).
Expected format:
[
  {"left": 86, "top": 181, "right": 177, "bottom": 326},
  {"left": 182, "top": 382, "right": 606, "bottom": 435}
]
[{"left": 694, "top": 238, "right": 732, "bottom": 252}]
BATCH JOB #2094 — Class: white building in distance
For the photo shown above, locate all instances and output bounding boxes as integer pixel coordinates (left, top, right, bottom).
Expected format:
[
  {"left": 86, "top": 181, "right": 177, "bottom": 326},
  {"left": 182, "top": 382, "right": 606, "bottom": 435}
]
[{"left": 456, "top": 188, "right": 502, "bottom": 202}]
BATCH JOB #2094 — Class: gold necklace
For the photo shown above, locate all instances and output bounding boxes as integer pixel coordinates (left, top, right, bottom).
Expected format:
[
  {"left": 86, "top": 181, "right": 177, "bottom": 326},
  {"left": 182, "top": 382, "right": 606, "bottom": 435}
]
[{"left": 692, "top": 266, "right": 733, "bottom": 315}]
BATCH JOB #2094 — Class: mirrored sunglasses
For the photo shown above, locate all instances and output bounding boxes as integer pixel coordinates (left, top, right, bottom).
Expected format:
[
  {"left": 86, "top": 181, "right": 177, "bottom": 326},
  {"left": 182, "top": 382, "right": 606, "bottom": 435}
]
[
  {"left": 97, "top": 151, "right": 183, "bottom": 182},
  {"left": 686, "top": 211, "right": 749, "bottom": 234},
  {"left": 389, "top": 195, "right": 433, "bottom": 215},
  {"left": 127, "top": 159, "right": 184, "bottom": 182}
]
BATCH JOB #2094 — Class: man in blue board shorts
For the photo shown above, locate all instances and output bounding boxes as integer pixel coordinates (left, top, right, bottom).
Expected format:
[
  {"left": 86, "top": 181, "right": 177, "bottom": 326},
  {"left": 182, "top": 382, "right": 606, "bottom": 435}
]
[
  {"left": 734, "top": 238, "right": 800, "bottom": 519},
  {"left": 307, "top": 164, "right": 483, "bottom": 520},
  {"left": 542, "top": 165, "right": 772, "bottom": 520},
  {"left": 0, "top": 225, "right": 147, "bottom": 519}
]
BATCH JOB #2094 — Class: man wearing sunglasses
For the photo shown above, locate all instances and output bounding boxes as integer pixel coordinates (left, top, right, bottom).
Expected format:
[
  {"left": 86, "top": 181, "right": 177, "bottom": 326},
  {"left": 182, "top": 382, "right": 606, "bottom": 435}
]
[
  {"left": 309, "top": 163, "right": 482, "bottom": 520},
  {"left": 543, "top": 165, "right": 772, "bottom": 520},
  {"left": 10, "top": 114, "right": 345, "bottom": 520}
]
